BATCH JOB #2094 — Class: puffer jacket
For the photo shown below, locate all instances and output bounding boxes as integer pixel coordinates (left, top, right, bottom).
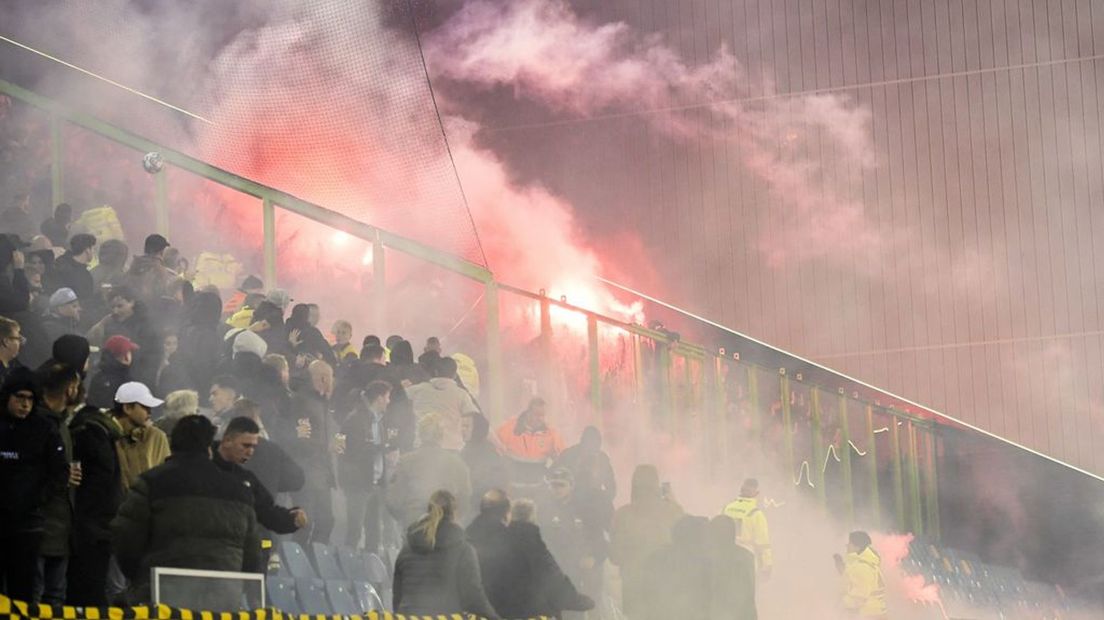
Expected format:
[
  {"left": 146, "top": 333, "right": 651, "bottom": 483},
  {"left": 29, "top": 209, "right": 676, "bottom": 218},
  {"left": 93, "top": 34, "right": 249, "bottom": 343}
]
[
  {"left": 111, "top": 453, "right": 261, "bottom": 597},
  {"left": 69, "top": 406, "right": 124, "bottom": 543},
  {"left": 385, "top": 444, "right": 471, "bottom": 527},
  {"left": 405, "top": 378, "right": 478, "bottom": 449},
  {"left": 843, "top": 547, "right": 888, "bottom": 617},
  {"left": 392, "top": 519, "right": 499, "bottom": 620},
  {"left": 0, "top": 408, "right": 67, "bottom": 533}
]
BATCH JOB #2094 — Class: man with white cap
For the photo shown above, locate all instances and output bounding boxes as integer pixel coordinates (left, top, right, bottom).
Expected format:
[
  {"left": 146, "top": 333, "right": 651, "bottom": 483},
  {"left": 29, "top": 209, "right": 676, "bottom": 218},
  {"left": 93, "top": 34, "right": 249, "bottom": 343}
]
[
  {"left": 111, "top": 382, "right": 170, "bottom": 491},
  {"left": 42, "top": 287, "right": 82, "bottom": 343}
]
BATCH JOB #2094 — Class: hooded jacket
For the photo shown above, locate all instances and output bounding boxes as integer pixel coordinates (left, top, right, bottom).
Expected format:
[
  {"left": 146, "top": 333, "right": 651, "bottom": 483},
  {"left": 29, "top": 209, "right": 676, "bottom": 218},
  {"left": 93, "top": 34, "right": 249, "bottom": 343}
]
[
  {"left": 406, "top": 377, "right": 478, "bottom": 449},
  {"left": 722, "top": 496, "right": 772, "bottom": 571},
  {"left": 0, "top": 384, "right": 67, "bottom": 534},
  {"left": 843, "top": 546, "right": 888, "bottom": 617},
  {"left": 392, "top": 519, "right": 499, "bottom": 619}
]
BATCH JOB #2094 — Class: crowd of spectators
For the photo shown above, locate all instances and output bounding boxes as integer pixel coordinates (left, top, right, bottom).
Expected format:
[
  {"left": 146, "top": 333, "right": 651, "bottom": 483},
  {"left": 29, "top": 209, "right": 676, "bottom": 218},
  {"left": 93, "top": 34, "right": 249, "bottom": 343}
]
[{"left": 0, "top": 193, "right": 890, "bottom": 619}]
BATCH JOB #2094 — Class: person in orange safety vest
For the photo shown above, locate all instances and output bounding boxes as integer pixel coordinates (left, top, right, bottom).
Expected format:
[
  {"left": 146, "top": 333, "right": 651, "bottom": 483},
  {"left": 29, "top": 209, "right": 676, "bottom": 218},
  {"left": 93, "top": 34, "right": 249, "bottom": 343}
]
[{"left": 496, "top": 398, "right": 565, "bottom": 487}]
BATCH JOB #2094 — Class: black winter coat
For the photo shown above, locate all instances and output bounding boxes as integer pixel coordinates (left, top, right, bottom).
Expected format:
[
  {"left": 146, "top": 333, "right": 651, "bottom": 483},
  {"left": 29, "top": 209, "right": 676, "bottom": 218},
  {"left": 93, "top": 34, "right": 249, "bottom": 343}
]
[
  {"left": 70, "top": 407, "right": 124, "bottom": 543},
  {"left": 87, "top": 355, "right": 131, "bottom": 409},
  {"left": 212, "top": 445, "right": 299, "bottom": 535},
  {"left": 111, "top": 453, "right": 262, "bottom": 588},
  {"left": 0, "top": 409, "right": 67, "bottom": 532},
  {"left": 392, "top": 520, "right": 499, "bottom": 620},
  {"left": 465, "top": 514, "right": 513, "bottom": 614},
  {"left": 282, "top": 388, "right": 336, "bottom": 487},
  {"left": 51, "top": 254, "right": 93, "bottom": 303},
  {"left": 498, "top": 521, "right": 593, "bottom": 619},
  {"left": 242, "top": 438, "right": 304, "bottom": 499}
]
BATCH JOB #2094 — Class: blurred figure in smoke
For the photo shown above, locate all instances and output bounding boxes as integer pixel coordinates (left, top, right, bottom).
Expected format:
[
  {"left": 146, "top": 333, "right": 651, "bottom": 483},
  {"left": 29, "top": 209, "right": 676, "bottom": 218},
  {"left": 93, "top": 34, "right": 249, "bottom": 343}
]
[
  {"left": 465, "top": 489, "right": 512, "bottom": 611},
  {"left": 286, "top": 303, "right": 337, "bottom": 367},
  {"left": 340, "top": 380, "right": 393, "bottom": 552},
  {"left": 496, "top": 397, "right": 565, "bottom": 490},
  {"left": 640, "top": 516, "right": 711, "bottom": 620},
  {"left": 835, "top": 531, "right": 888, "bottom": 619},
  {"left": 555, "top": 425, "right": 617, "bottom": 507},
  {"left": 52, "top": 233, "right": 96, "bottom": 305},
  {"left": 424, "top": 337, "right": 441, "bottom": 355},
  {"left": 386, "top": 412, "right": 471, "bottom": 527},
  {"left": 39, "top": 202, "right": 73, "bottom": 247},
  {"left": 610, "top": 465, "right": 683, "bottom": 619},
  {"left": 124, "top": 234, "right": 175, "bottom": 304},
  {"left": 286, "top": 360, "right": 336, "bottom": 545},
  {"left": 706, "top": 515, "right": 757, "bottom": 620},
  {"left": 497, "top": 498, "right": 594, "bottom": 619},
  {"left": 88, "top": 286, "right": 160, "bottom": 388},
  {"left": 723, "top": 478, "right": 773, "bottom": 579},
  {"left": 538, "top": 467, "right": 608, "bottom": 610},
  {"left": 90, "top": 239, "right": 129, "bottom": 290},
  {"left": 223, "top": 275, "right": 264, "bottom": 317},
  {"left": 406, "top": 356, "right": 477, "bottom": 449},
  {"left": 176, "top": 290, "right": 223, "bottom": 402},
  {"left": 330, "top": 319, "right": 357, "bottom": 362},
  {"left": 461, "top": 411, "right": 511, "bottom": 516}
]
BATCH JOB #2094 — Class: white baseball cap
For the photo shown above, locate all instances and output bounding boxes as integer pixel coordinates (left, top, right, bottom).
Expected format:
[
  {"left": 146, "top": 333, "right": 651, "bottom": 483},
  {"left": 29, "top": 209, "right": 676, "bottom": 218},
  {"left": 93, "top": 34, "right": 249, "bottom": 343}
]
[{"left": 115, "top": 382, "right": 164, "bottom": 408}]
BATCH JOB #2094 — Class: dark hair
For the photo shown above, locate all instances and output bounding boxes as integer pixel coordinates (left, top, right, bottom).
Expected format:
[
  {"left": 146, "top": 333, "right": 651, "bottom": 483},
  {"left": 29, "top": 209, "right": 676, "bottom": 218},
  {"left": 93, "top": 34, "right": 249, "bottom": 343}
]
[
  {"left": 54, "top": 203, "right": 73, "bottom": 220},
  {"left": 52, "top": 334, "right": 91, "bottom": 372},
  {"left": 480, "top": 489, "right": 511, "bottom": 521},
  {"left": 186, "top": 291, "right": 223, "bottom": 328},
  {"left": 433, "top": 356, "right": 458, "bottom": 379},
  {"left": 242, "top": 292, "right": 265, "bottom": 309},
  {"left": 426, "top": 336, "right": 440, "bottom": 347},
  {"left": 240, "top": 275, "right": 263, "bottom": 291},
  {"left": 97, "top": 239, "right": 129, "bottom": 269},
  {"left": 361, "top": 344, "right": 385, "bottom": 362},
  {"left": 109, "top": 285, "right": 137, "bottom": 302},
  {"left": 211, "top": 375, "right": 240, "bottom": 394},
  {"left": 69, "top": 233, "right": 96, "bottom": 255},
  {"left": 849, "top": 531, "right": 873, "bottom": 551},
  {"left": 143, "top": 234, "right": 170, "bottom": 255},
  {"left": 385, "top": 335, "right": 403, "bottom": 349},
  {"left": 224, "top": 415, "right": 261, "bottom": 438},
  {"left": 40, "top": 364, "right": 80, "bottom": 397},
  {"left": 362, "top": 380, "right": 392, "bottom": 403},
  {"left": 362, "top": 335, "right": 381, "bottom": 348},
  {"left": 288, "top": 303, "right": 311, "bottom": 327},
  {"left": 252, "top": 301, "right": 283, "bottom": 326},
  {"left": 170, "top": 415, "right": 216, "bottom": 454},
  {"left": 418, "top": 350, "right": 441, "bottom": 370}
]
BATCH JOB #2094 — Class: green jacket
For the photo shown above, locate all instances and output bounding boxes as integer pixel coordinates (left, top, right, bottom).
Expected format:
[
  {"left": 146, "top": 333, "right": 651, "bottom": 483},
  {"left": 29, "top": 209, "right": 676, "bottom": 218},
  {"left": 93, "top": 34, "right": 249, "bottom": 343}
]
[
  {"left": 37, "top": 405, "right": 74, "bottom": 557},
  {"left": 111, "top": 452, "right": 261, "bottom": 602}
]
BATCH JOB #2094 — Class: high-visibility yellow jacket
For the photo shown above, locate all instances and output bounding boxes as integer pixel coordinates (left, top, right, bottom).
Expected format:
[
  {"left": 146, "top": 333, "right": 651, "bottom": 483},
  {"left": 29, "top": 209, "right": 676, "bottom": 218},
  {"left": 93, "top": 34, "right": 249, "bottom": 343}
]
[
  {"left": 843, "top": 547, "right": 888, "bottom": 617},
  {"left": 722, "top": 496, "right": 773, "bottom": 571}
]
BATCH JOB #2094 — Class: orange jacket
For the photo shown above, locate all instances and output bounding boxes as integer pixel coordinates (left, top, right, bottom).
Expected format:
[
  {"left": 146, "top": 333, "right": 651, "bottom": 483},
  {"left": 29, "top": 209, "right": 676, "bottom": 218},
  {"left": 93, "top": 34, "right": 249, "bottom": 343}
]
[{"left": 495, "top": 414, "right": 565, "bottom": 463}]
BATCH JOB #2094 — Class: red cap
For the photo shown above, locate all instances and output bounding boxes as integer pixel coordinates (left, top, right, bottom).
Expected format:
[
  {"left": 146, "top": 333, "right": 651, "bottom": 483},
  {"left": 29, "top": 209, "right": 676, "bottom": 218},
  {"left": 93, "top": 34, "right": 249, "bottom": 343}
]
[{"left": 103, "top": 335, "right": 139, "bottom": 358}]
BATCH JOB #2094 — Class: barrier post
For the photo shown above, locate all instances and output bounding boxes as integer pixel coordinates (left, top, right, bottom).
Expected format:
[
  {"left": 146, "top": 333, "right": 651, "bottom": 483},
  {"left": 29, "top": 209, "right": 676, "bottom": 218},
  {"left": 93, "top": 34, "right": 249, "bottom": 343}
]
[
  {"left": 485, "top": 281, "right": 505, "bottom": 422},
  {"left": 587, "top": 315, "right": 601, "bottom": 418},
  {"left": 155, "top": 165, "right": 169, "bottom": 236},
  {"left": 865, "top": 405, "right": 880, "bottom": 528},
  {"left": 262, "top": 198, "right": 276, "bottom": 288},
  {"left": 811, "top": 387, "right": 826, "bottom": 505},
  {"left": 839, "top": 390, "right": 854, "bottom": 524},
  {"left": 372, "top": 230, "right": 386, "bottom": 331},
  {"left": 890, "top": 413, "right": 906, "bottom": 532},
  {"left": 908, "top": 421, "right": 924, "bottom": 536},
  {"left": 927, "top": 429, "right": 941, "bottom": 541},
  {"left": 780, "top": 371, "right": 795, "bottom": 482},
  {"left": 50, "top": 114, "right": 63, "bottom": 207}
]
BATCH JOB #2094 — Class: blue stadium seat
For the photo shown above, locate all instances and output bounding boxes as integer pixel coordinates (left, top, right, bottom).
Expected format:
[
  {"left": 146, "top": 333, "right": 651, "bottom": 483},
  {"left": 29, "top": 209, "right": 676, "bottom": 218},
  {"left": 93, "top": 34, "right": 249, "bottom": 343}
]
[
  {"left": 365, "top": 552, "right": 389, "bottom": 585},
  {"left": 337, "top": 546, "right": 371, "bottom": 581},
  {"left": 325, "top": 580, "right": 360, "bottom": 615},
  {"left": 352, "top": 581, "right": 384, "bottom": 613},
  {"left": 311, "top": 543, "right": 345, "bottom": 580},
  {"left": 295, "top": 578, "right": 331, "bottom": 614},
  {"left": 279, "top": 541, "right": 318, "bottom": 579},
  {"left": 266, "top": 576, "right": 300, "bottom": 614}
]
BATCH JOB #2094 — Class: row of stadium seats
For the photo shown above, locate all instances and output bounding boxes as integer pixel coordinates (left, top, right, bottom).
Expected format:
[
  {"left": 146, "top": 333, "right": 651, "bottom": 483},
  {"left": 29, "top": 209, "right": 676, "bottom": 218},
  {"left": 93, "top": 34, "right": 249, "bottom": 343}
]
[
  {"left": 268, "top": 542, "right": 391, "bottom": 614},
  {"left": 267, "top": 577, "right": 383, "bottom": 616}
]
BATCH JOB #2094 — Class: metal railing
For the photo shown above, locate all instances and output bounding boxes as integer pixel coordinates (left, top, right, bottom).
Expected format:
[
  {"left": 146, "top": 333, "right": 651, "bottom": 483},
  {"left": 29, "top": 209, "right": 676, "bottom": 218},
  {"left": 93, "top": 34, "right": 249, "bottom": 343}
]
[{"left": 0, "top": 76, "right": 942, "bottom": 537}]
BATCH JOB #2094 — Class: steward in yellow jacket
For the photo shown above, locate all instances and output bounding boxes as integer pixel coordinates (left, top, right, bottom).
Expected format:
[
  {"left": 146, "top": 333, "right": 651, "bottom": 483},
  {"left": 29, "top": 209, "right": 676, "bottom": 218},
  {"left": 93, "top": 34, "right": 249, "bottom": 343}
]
[
  {"left": 722, "top": 478, "right": 772, "bottom": 575},
  {"left": 838, "top": 531, "right": 888, "bottom": 618}
]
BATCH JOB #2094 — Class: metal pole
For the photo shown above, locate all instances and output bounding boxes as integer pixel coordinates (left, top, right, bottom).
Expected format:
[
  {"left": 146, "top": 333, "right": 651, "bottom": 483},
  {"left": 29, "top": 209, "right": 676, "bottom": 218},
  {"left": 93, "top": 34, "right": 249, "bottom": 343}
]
[
  {"left": 747, "top": 364, "right": 760, "bottom": 439},
  {"left": 485, "top": 281, "right": 505, "bottom": 422},
  {"left": 657, "top": 343, "right": 671, "bottom": 430},
  {"left": 780, "top": 372, "right": 795, "bottom": 483},
  {"left": 262, "top": 198, "right": 277, "bottom": 288},
  {"left": 890, "top": 414, "right": 906, "bottom": 532},
  {"left": 50, "top": 114, "right": 63, "bottom": 207},
  {"left": 908, "top": 421, "right": 924, "bottom": 536},
  {"left": 839, "top": 391, "right": 855, "bottom": 524},
  {"left": 155, "top": 166, "right": 169, "bottom": 237},
  {"left": 372, "top": 230, "right": 386, "bottom": 332},
  {"left": 865, "top": 405, "right": 880, "bottom": 528},
  {"left": 811, "top": 387, "right": 826, "bottom": 504},
  {"left": 927, "top": 429, "right": 941, "bottom": 541},
  {"left": 587, "top": 315, "right": 601, "bottom": 417},
  {"left": 539, "top": 294, "right": 553, "bottom": 395}
]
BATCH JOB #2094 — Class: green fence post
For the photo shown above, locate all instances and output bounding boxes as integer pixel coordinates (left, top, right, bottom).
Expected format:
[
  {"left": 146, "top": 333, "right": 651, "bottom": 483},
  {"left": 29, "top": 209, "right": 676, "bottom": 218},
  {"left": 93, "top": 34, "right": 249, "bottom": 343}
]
[
  {"left": 811, "top": 387, "right": 826, "bottom": 505},
  {"left": 890, "top": 413, "right": 906, "bottom": 532},
  {"left": 155, "top": 166, "right": 169, "bottom": 237},
  {"left": 587, "top": 315, "right": 601, "bottom": 417},
  {"left": 908, "top": 421, "right": 923, "bottom": 537},
  {"left": 485, "top": 281, "right": 505, "bottom": 422},
  {"left": 839, "top": 390, "right": 854, "bottom": 524},
  {"left": 50, "top": 114, "right": 63, "bottom": 207},
  {"left": 657, "top": 343, "right": 671, "bottom": 430},
  {"left": 780, "top": 371, "right": 795, "bottom": 483},
  {"left": 262, "top": 198, "right": 276, "bottom": 288},
  {"left": 372, "top": 230, "right": 386, "bottom": 331},
  {"left": 927, "top": 429, "right": 941, "bottom": 541},
  {"left": 865, "top": 405, "right": 880, "bottom": 528}
]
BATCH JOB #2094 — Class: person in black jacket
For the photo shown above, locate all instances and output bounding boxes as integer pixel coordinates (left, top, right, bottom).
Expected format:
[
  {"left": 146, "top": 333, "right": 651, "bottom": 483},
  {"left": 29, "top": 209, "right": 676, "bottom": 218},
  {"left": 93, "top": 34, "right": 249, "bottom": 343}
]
[
  {"left": 213, "top": 415, "right": 306, "bottom": 536},
  {"left": 538, "top": 467, "right": 608, "bottom": 606},
  {"left": 465, "top": 489, "right": 513, "bottom": 614},
  {"left": 67, "top": 402, "right": 124, "bottom": 605},
  {"left": 706, "top": 515, "right": 757, "bottom": 620},
  {"left": 229, "top": 399, "right": 305, "bottom": 503},
  {"left": 111, "top": 415, "right": 261, "bottom": 608},
  {"left": 87, "top": 335, "right": 137, "bottom": 409},
  {"left": 50, "top": 234, "right": 96, "bottom": 304},
  {"left": 176, "top": 291, "right": 222, "bottom": 403},
  {"left": 340, "top": 380, "right": 393, "bottom": 552},
  {"left": 460, "top": 412, "right": 511, "bottom": 517},
  {"left": 88, "top": 286, "right": 161, "bottom": 388},
  {"left": 392, "top": 490, "right": 500, "bottom": 620},
  {"left": 284, "top": 360, "right": 336, "bottom": 546},
  {"left": 0, "top": 368, "right": 68, "bottom": 604},
  {"left": 639, "top": 516, "right": 713, "bottom": 620},
  {"left": 497, "top": 499, "right": 594, "bottom": 619}
]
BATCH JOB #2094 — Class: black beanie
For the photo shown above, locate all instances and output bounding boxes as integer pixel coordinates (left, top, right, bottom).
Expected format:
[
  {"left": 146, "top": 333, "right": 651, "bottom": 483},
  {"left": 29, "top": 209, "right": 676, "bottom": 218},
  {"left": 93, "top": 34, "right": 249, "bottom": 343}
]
[{"left": 52, "top": 335, "right": 91, "bottom": 374}]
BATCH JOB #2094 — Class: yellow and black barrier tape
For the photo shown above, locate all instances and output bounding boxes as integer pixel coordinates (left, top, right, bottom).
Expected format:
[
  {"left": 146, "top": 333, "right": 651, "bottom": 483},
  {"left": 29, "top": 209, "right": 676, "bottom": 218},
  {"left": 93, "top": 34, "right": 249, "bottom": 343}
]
[{"left": 0, "top": 595, "right": 548, "bottom": 620}]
